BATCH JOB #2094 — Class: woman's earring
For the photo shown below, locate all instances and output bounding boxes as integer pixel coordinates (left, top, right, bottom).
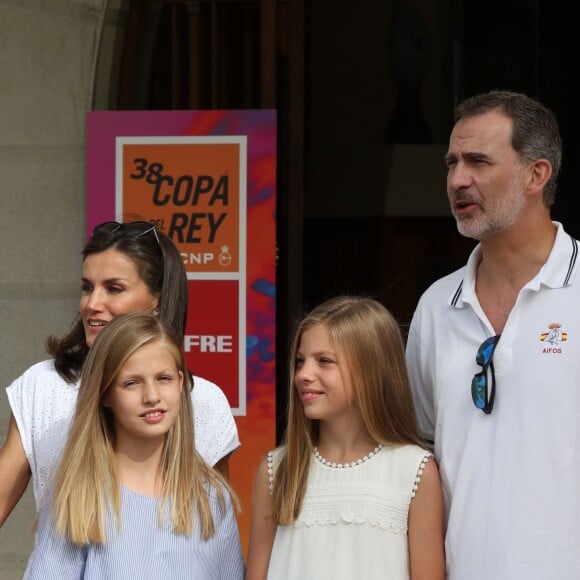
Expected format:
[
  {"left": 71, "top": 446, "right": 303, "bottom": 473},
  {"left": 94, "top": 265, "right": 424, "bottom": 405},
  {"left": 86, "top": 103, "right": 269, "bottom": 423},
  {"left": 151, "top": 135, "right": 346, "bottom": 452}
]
[{"left": 153, "top": 308, "right": 160, "bottom": 317}]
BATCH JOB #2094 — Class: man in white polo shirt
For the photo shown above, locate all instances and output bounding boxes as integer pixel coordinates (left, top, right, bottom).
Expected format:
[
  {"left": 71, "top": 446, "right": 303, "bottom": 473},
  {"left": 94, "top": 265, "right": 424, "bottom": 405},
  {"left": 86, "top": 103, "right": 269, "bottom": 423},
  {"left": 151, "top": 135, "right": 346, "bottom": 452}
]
[{"left": 406, "top": 90, "right": 580, "bottom": 579}]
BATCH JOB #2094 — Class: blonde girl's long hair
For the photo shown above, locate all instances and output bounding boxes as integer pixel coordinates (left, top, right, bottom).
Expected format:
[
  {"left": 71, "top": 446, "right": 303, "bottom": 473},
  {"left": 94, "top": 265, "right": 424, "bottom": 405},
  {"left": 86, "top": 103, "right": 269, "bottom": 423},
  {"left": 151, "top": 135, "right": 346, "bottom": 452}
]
[
  {"left": 272, "top": 295, "right": 425, "bottom": 525},
  {"left": 49, "top": 312, "right": 238, "bottom": 545}
]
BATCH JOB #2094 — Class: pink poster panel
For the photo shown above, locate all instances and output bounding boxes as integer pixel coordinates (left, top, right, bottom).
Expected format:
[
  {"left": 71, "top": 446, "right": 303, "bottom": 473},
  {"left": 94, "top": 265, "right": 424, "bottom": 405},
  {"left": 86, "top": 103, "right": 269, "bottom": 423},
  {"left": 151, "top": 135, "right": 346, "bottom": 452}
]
[{"left": 86, "top": 110, "right": 276, "bottom": 553}]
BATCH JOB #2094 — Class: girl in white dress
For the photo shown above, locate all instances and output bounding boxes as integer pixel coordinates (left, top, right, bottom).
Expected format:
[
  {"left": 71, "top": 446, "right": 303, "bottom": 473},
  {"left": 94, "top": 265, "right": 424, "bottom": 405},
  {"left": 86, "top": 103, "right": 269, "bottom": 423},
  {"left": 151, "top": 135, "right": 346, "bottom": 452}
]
[
  {"left": 24, "top": 312, "right": 244, "bottom": 579},
  {"left": 247, "top": 296, "right": 445, "bottom": 580}
]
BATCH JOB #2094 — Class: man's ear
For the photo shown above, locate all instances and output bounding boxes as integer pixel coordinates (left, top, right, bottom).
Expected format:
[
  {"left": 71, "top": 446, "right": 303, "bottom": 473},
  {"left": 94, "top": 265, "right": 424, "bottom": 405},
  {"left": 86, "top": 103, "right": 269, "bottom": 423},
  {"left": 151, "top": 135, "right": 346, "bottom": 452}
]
[{"left": 527, "top": 158, "right": 552, "bottom": 195}]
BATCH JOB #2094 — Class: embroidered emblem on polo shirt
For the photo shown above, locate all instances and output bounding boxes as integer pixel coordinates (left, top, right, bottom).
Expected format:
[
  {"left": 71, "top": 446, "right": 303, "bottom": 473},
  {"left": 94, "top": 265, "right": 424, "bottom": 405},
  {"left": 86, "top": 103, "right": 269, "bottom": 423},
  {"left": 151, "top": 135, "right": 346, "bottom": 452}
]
[{"left": 540, "top": 322, "right": 567, "bottom": 353}]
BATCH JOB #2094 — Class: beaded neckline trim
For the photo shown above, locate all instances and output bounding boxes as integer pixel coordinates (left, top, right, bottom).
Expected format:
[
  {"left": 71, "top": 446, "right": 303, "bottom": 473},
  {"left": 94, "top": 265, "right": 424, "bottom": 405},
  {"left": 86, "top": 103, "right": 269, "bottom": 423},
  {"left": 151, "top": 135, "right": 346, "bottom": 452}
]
[{"left": 313, "top": 443, "right": 384, "bottom": 469}]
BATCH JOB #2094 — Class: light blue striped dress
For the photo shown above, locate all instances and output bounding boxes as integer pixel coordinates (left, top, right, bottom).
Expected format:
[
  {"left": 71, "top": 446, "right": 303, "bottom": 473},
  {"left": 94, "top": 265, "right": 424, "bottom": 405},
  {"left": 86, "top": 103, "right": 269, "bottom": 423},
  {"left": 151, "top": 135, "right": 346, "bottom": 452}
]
[{"left": 24, "top": 484, "right": 245, "bottom": 579}]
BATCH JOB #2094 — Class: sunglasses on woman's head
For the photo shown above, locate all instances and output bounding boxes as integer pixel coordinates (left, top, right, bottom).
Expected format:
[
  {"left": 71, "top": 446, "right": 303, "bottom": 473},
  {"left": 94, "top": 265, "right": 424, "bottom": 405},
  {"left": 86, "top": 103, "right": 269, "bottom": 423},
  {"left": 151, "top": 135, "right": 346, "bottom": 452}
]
[{"left": 93, "top": 221, "right": 160, "bottom": 245}]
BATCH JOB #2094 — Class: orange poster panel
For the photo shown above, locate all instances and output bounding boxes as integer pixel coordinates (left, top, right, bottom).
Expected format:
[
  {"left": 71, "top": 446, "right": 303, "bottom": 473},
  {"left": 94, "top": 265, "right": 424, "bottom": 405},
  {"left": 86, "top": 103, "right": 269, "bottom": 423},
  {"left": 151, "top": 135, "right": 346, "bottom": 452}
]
[{"left": 120, "top": 139, "right": 242, "bottom": 275}]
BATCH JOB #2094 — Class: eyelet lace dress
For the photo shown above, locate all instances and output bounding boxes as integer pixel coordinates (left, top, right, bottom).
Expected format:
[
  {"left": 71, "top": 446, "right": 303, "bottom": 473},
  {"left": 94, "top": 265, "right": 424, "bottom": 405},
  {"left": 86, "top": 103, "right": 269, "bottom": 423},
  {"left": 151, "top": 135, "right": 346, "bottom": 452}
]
[{"left": 266, "top": 444, "right": 432, "bottom": 579}]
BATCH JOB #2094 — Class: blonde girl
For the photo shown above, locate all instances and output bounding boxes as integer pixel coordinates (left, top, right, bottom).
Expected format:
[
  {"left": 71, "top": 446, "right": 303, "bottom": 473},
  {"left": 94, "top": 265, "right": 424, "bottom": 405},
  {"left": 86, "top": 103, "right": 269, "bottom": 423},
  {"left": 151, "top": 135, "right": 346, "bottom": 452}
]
[
  {"left": 247, "top": 296, "right": 444, "bottom": 580},
  {"left": 25, "top": 312, "right": 244, "bottom": 579}
]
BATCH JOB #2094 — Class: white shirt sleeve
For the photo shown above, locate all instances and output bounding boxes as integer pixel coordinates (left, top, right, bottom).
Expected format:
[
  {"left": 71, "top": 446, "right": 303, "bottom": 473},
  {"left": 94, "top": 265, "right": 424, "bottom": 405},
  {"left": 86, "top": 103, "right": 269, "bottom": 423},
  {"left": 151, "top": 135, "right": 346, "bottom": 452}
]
[
  {"left": 406, "top": 307, "right": 436, "bottom": 446},
  {"left": 5, "top": 360, "right": 78, "bottom": 508},
  {"left": 190, "top": 375, "right": 241, "bottom": 466}
]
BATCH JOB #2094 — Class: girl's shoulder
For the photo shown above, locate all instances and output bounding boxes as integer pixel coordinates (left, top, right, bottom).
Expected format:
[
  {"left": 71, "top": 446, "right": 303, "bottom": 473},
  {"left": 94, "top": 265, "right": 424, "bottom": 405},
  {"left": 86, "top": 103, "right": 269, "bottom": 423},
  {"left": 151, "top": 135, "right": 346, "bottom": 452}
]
[
  {"left": 266, "top": 445, "right": 288, "bottom": 470},
  {"left": 381, "top": 443, "right": 433, "bottom": 473},
  {"left": 380, "top": 444, "right": 434, "bottom": 499},
  {"left": 387, "top": 442, "right": 432, "bottom": 461}
]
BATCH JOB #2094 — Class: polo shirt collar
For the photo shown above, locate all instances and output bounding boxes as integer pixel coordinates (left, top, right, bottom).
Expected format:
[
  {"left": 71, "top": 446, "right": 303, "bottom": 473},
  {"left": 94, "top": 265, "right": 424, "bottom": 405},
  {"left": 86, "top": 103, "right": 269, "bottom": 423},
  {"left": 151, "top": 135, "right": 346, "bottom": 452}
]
[{"left": 448, "top": 221, "right": 579, "bottom": 308}]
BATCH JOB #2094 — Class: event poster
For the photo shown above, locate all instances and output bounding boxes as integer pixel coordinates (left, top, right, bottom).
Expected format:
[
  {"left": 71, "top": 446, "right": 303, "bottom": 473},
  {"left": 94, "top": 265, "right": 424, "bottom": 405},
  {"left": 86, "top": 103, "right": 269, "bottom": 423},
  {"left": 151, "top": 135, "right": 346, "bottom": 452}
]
[{"left": 86, "top": 110, "right": 276, "bottom": 551}]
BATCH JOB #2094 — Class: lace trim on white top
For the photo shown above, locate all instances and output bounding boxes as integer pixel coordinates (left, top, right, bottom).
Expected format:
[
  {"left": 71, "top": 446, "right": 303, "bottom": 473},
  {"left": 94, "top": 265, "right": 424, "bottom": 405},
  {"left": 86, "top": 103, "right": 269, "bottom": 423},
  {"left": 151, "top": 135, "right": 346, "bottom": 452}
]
[
  {"left": 266, "top": 450, "right": 432, "bottom": 532},
  {"left": 296, "top": 494, "right": 409, "bottom": 533},
  {"left": 411, "top": 453, "right": 431, "bottom": 497}
]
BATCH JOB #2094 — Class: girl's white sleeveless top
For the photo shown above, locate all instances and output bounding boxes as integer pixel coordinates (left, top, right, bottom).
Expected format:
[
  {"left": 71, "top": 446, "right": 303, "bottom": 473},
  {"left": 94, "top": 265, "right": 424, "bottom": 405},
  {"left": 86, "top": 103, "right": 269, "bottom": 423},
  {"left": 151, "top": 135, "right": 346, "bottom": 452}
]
[{"left": 267, "top": 444, "right": 432, "bottom": 580}]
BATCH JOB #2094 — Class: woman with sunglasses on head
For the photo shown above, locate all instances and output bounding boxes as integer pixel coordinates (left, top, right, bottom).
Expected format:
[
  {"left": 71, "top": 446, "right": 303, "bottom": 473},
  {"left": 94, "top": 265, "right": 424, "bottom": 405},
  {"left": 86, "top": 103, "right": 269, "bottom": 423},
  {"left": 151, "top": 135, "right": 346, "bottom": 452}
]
[
  {"left": 24, "top": 312, "right": 244, "bottom": 579},
  {"left": 0, "top": 220, "right": 240, "bottom": 526}
]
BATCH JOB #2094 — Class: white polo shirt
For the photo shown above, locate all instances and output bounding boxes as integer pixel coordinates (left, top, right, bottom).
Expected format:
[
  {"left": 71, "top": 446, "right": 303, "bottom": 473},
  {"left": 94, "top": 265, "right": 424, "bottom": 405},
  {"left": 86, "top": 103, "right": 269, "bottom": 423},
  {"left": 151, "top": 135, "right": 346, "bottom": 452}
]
[{"left": 406, "top": 221, "right": 580, "bottom": 580}]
